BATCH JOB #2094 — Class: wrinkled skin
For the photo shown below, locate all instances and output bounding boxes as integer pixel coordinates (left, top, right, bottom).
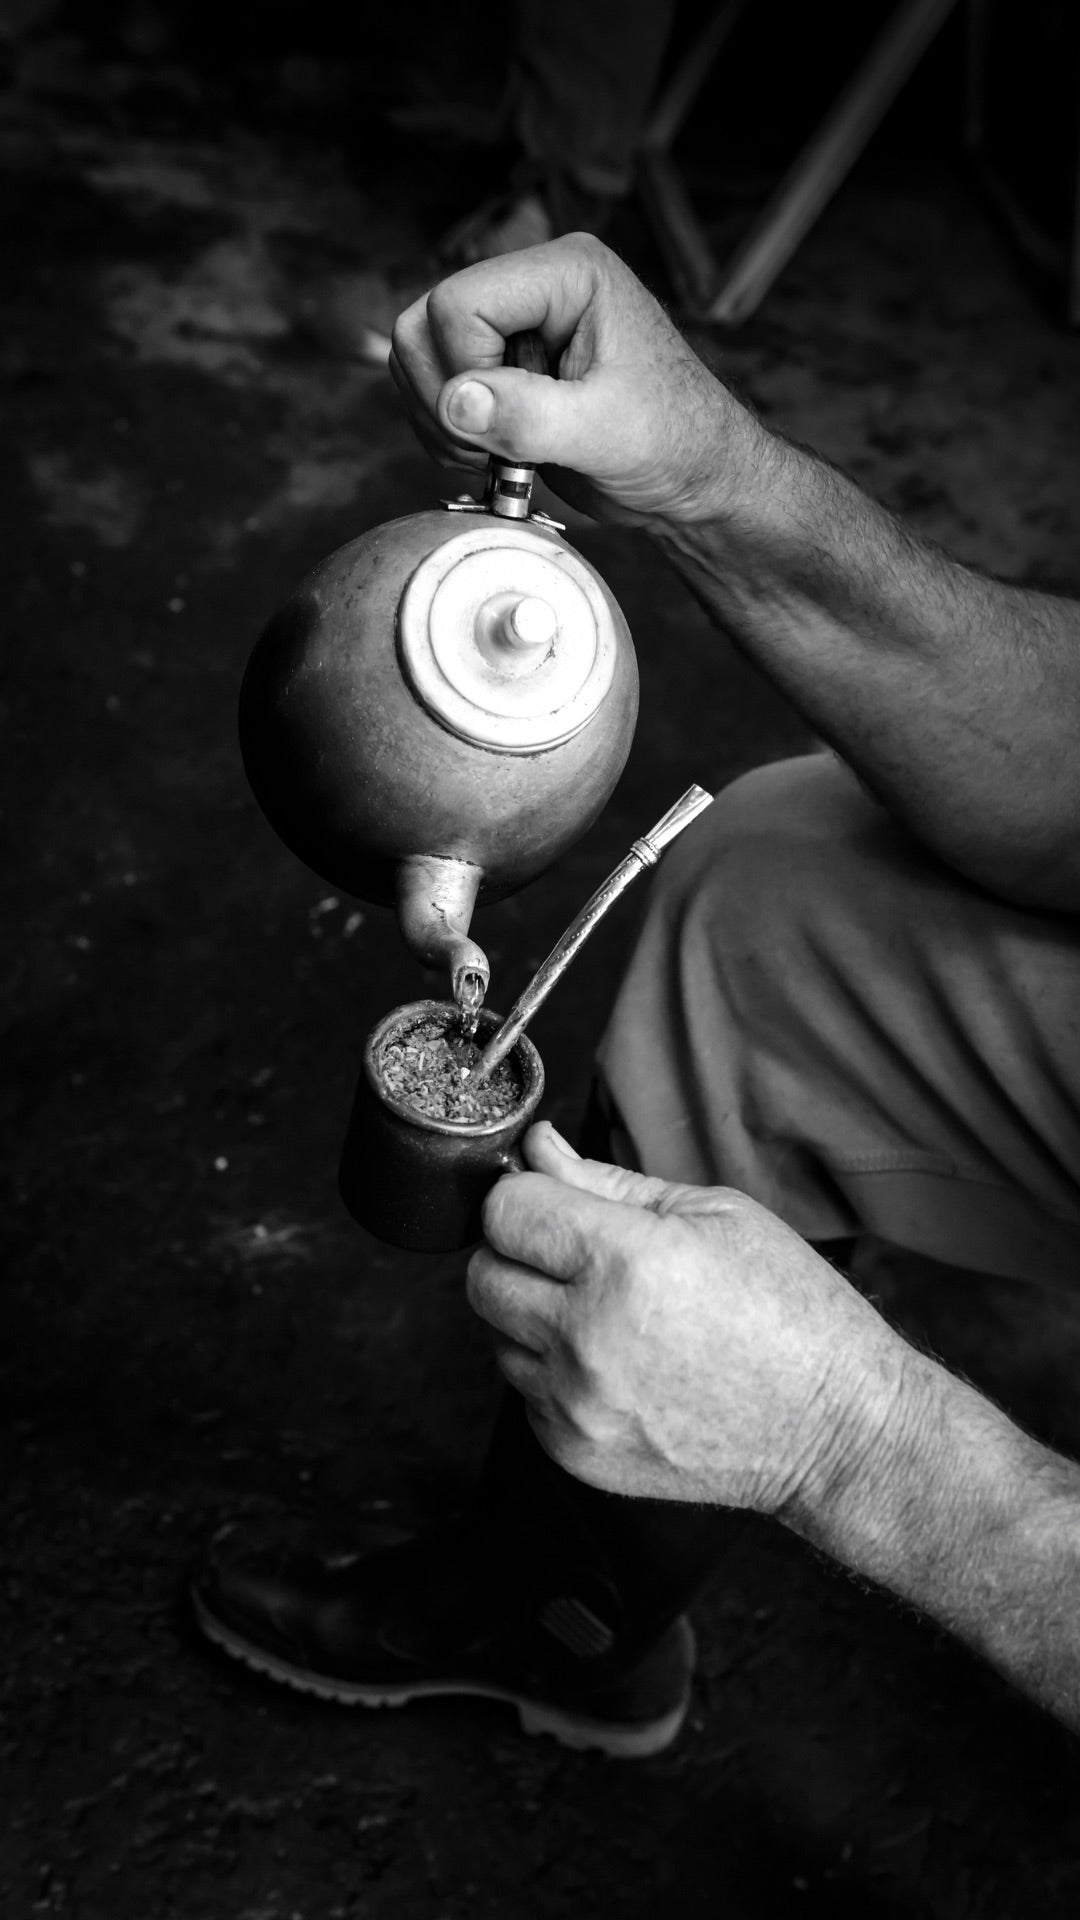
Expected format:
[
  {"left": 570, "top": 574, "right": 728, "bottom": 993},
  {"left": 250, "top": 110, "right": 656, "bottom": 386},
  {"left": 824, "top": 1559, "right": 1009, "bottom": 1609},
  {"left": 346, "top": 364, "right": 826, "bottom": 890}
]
[
  {"left": 389, "top": 233, "right": 766, "bottom": 527},
  {"left": 467, "top": 1124, "right": 909, "bottom": 1522}
]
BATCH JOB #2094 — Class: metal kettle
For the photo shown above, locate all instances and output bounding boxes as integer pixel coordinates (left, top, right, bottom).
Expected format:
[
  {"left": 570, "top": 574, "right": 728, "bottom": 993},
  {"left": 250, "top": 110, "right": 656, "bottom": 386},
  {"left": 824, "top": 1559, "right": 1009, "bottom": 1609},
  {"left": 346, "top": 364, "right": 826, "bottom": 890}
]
[{"left": 238, "top": 334, "right": 639, "bottom": 1018}]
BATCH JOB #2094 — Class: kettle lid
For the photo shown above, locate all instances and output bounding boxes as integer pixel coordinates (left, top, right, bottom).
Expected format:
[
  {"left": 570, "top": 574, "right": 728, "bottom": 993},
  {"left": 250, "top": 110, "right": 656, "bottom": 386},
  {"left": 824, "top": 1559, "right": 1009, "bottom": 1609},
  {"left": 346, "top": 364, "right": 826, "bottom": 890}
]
[{"left": 399, "top": 522, "right": 619, "bottom": 754}]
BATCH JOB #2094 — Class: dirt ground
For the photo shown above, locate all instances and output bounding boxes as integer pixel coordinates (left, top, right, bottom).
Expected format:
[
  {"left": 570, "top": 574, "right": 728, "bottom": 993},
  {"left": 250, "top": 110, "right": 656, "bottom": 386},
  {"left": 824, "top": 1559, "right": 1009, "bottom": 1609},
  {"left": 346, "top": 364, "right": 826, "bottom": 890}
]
[{"left": 4, "top": 9, "right": 1080, "bottom": 1918}]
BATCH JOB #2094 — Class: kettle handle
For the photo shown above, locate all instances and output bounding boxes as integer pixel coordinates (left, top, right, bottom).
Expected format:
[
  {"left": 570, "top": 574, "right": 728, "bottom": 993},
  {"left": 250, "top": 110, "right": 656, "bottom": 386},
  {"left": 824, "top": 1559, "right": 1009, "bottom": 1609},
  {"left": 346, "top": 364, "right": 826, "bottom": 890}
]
[
  {"left": 485, "top": 332, "right": 551, "bottom": 520},
  {"left": 504, "top": 329, "right": 551, "bottom": 377}
]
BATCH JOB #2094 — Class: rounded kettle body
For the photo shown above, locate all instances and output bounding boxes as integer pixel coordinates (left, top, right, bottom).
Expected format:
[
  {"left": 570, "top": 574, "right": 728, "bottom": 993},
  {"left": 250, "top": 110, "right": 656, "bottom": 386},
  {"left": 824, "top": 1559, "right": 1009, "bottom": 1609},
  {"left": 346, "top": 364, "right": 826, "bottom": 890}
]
[{"left": 239, "top": 508, "right": 639, "bottom": 911}]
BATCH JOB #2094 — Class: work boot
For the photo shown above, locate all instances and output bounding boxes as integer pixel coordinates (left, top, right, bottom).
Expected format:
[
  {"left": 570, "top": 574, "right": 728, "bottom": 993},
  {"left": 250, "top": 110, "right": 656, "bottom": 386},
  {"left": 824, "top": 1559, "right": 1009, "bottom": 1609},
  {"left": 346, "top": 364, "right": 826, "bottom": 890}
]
[
  {"left": 192, "top": 1514, "right": 695, "bottom": 1760},
  {"left": 192, "top": 1390, "right": 747, "bottom": 1759}
]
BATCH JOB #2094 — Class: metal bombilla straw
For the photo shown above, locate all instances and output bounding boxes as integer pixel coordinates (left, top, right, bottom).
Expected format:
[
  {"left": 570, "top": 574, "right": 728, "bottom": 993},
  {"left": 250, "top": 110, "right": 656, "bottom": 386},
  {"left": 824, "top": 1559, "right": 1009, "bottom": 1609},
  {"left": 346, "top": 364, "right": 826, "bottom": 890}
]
[{"left": 468, "top": 785, "right": 715, "bottom": 1088}]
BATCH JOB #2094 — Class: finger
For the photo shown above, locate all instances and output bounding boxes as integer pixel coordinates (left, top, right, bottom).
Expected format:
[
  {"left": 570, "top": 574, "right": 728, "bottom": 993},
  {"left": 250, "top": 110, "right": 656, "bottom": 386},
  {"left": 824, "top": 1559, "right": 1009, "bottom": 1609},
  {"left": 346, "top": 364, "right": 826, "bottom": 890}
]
[
  {"left": 411, "top": 409, "right": 489, "bottom": 473},
  {"left": 524, "top": 1403, "right": 606, "bottom": 1487},
  {"left": 521, "top": 1121, "right": 675, "bottom": 1211},
  {"left": 466, "top": 1245, "right": 564, "bottom": 1350},
  {"left": 421, "top": 237, "right": 605, "bottom": 375},
  {"left": 481, "top": 1168, "right": 663, "bottom": 1282},
  {"left": 522, "top": 1119, "right": 579, "bottom": 1161},
  {"left": 393, "top": 243, "right": 618, "bottom": 476},
  {"left": 388, "top": 347, "right": 488, "bottom": 471},
  {"left": 389, "top": 294, "right": 444, "bottom": 414},
  {"left": 435, "top": 361, "right": 617, "bottom": 472},
  {"left": 491, "top": 1338, "right": 551, "bottom": 1406}
]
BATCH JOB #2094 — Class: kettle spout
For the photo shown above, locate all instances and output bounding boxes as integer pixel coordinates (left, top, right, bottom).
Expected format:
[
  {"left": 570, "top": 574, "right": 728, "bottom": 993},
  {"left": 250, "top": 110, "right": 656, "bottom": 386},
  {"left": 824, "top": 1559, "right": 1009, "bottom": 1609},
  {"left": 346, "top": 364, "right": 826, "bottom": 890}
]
[{"left": 395, "top": 855, "right": 490, "bottom": 1017}]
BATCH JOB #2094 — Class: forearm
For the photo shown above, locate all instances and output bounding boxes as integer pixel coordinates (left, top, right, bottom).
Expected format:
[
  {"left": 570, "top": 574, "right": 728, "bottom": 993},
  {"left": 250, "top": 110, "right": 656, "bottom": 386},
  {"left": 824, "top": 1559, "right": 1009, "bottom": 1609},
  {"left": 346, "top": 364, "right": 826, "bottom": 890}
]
[
  {"left": 793, "top": 1347, "right": 1080, "bottom": 1731},
  {"left": 651, "top": 427, "right": 1080, "bottom": 908}
]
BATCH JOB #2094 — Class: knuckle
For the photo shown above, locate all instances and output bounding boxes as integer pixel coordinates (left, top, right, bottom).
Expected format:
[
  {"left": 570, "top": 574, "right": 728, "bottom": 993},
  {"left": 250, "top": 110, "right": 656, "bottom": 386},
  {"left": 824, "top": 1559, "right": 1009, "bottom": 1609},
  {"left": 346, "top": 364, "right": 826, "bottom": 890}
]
[
  {"left": 569, "top": 1331, "right": 604, "bottom": 1389},
  {"left": 494, "top": 1341, "right": 529, "bottom": 1391},
  {"left": 710, "top": 1184, "right": 752, "bottom": 1221},
  {"left": 615, "top": 1166, "right": 670, "bottom": 1211},
  {"left": 424, "top": 280, "right": 460, "bottom": 337},
  {"left": 463, "top": 1250, "right": 486, "bottom": 1309},
  {"left": 558, "top": 1379, "right": 611, "bottom": 1453},
  {"left": 392, "top": 284, "right": 435, "bottom": 351},
  {"left": 480, "top": 1177, "right": 510, "bottom": 1245},
  {"left": 559, "top": 1308, "right": 606, "bottom": 1385},
  {"left": 466, "top": 1247, "right": 512, "bottom": 1329},
  {"left": 559, "top": 229, "right": 605, "bottom": 265}
]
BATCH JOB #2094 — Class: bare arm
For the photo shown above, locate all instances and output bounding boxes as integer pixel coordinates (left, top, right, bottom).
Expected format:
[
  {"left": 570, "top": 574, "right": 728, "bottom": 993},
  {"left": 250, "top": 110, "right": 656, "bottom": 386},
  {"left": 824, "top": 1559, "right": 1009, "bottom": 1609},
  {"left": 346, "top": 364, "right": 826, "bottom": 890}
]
[
  {"left": 794, "top": 1342, "right": 1080, "bottom": 1727},
  {"left": 468, "top": 1126, "right": 1080, "bottom": 1733},
  {"left": 655, "top": 437, "right": 1080, "bottom": 910},
  {"left": 392, "top": 235, "right": 1080, "bottom": 910}
]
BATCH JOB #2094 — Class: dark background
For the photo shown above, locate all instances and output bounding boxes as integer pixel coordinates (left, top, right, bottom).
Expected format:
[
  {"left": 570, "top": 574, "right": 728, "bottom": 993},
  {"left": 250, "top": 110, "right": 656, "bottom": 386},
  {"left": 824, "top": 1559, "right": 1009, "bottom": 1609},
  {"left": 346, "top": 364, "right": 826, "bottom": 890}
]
[{"left": 3, "top": 3, "right": 1080, "bottom": 1915}]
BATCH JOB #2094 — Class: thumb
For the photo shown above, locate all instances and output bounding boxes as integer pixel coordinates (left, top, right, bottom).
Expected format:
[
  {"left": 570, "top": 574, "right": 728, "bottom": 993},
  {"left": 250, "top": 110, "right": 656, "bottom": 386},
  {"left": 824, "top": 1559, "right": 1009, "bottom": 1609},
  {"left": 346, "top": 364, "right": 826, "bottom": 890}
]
[
  {"left": 438, "top": 365, "right": 604, "bottom": 472},
  {"left": 523, "top": 1120, "right": 675, "bottom": 1212}
]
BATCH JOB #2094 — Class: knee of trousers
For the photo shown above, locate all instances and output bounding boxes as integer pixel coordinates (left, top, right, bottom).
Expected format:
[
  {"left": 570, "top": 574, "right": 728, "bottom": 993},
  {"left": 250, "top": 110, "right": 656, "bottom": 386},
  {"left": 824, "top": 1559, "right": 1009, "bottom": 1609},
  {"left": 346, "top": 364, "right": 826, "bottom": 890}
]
[
  {"left": 595, "top": 753, "right": 916, "bottom": 1190},
  {"left": 637, "top": 752, "right": 892, "bottom": 985},
  {"left": 600, "top": 756, "right": 1080, "bottom": 1268}
]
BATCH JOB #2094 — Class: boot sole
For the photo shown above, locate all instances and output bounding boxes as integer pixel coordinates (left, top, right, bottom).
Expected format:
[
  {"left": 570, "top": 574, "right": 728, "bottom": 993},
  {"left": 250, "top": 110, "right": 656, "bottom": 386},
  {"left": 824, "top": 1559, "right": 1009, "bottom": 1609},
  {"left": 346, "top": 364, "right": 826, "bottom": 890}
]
[{"left": 192, "top": 1587, "right": 693, "bottom": 1760}]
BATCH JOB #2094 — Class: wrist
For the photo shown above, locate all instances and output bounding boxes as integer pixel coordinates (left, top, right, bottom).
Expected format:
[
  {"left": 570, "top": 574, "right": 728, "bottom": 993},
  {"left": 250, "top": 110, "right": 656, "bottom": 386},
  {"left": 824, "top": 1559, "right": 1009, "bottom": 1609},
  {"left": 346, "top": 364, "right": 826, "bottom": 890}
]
[
  {"left": 789, "top": 1342, "right": 957, "bottom": 1564},
  {"left": 788, "top": 1340, "right": 1080, "bottom": 1728},
  {"left": 789, "top": 1340, "right": 1054, "bottom": 1640},
  {"left": 647, "top": 386, "right": 782, "bottom": 538},
  {"left": 647, "top": 421, "right": 828, "bottom": 619}
]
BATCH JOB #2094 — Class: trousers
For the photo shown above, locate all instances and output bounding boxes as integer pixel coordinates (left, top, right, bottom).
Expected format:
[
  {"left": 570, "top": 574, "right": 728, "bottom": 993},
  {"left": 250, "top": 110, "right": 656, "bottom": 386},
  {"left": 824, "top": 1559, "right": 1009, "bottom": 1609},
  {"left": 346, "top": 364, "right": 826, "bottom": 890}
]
[
  {"left": 598, "top": 753, "right": 1080, "bottom": 1285},
  {"left": 480, "top": 754, "right": 1080, "bottom": 1629}
]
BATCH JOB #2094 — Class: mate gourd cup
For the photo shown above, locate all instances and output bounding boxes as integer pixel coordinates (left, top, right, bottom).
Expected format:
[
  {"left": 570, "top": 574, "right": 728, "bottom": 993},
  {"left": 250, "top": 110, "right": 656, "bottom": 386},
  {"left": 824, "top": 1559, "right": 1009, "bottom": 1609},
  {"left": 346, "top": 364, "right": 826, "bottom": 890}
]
[{"left": 339, "top": 999, "right": 545, "bottom": 1251}]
